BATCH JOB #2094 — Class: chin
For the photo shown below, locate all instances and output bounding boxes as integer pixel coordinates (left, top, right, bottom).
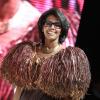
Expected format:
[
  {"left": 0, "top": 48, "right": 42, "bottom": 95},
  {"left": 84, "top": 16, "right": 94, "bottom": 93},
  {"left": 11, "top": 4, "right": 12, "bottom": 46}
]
[{"left": 47, "top": 38, "right": 56, "bottom": 41}]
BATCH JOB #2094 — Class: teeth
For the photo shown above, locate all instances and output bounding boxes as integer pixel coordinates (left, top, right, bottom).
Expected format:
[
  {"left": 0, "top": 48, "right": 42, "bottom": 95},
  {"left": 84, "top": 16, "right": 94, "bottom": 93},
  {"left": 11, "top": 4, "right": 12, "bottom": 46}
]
[{"left": 48, "top": 32, "right": 54, "bottom": 34}]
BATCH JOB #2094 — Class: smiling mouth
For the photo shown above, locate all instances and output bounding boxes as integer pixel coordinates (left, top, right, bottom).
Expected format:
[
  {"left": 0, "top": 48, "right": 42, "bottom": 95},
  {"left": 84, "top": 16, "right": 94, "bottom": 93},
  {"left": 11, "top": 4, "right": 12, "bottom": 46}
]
[
  {"left": 47, "top": 33, "right": 55, "bottom": 37},
  {"left": 48, "top": 31, "right": 55, "bottom": 34}
]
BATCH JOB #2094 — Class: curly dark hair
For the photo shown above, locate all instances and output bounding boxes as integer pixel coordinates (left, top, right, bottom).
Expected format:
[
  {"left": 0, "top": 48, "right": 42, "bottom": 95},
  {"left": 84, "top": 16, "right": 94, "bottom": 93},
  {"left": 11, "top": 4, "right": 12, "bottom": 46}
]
[{"left": 38, "top": 8, "right": 69, "bottom": 44}]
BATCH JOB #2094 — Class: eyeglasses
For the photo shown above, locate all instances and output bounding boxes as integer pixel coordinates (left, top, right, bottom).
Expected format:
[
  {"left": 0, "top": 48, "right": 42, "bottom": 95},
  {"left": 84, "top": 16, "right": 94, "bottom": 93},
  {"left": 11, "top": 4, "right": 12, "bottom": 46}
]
[{"left": 44, "top": 20, "right": 61, "bottom": 29}]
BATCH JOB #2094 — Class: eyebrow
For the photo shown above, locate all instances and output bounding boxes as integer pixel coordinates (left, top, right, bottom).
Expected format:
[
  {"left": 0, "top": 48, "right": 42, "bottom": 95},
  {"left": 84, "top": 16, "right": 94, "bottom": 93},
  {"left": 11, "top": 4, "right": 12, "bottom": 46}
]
[{"left": 45, "top": 20, "right": 60, "bottom": 23}]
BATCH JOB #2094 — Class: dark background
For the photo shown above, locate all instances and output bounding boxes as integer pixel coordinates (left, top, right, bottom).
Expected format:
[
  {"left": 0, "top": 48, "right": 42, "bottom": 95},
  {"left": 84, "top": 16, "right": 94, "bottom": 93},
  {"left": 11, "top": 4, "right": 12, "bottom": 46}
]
[{"left": 75, "top": 0, "right": 100, "bottom": 99}]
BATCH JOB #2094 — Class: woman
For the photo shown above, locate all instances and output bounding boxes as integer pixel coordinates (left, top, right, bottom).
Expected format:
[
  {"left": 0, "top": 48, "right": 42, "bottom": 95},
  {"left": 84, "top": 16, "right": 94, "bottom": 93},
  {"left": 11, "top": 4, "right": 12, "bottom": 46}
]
[{"left": 1, "top": 8, "right": 91, "bottom": 100}]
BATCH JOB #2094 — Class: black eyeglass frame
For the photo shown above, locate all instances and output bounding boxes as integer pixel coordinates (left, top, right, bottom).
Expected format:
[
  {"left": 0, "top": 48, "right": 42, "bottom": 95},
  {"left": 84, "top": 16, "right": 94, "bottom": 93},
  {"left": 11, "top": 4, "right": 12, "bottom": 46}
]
[{"left": 44, "top": 20, "right": 61, "bottom": 29}]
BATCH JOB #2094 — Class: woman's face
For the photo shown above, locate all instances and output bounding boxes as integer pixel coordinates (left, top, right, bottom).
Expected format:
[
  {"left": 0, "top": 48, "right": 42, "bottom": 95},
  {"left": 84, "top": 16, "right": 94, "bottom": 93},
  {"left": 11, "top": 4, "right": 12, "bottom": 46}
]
[{"left": 43, "top": 15, "right": 61, "bottom": 42}]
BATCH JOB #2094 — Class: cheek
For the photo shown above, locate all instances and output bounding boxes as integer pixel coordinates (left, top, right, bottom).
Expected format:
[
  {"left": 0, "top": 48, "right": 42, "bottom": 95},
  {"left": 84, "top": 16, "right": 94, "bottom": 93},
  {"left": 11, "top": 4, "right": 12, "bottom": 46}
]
[
  {"left": 57, "top": 29, "right": 61, "bottom": 36},
  {"left": 42, "top": 27, "right": 47, "bottom": 35},
  {"left": 42, "top": 27, "right": 48, "bottom": 38},
  {"left": 42, "top": 26, "right": 47, "bottom": 32}
]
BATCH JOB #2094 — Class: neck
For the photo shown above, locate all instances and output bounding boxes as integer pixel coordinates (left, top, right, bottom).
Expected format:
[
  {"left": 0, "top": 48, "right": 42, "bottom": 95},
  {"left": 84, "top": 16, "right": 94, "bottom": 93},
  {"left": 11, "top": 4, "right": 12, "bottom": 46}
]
[
  {"left": 42, "top": 39, "right": 61, "bottom": 54},
  {"left": 44, "top": 39, "right": 59, "bottom": 49},
  {"left": 0, "top": 0, "right": 20, "bottom": 21}
]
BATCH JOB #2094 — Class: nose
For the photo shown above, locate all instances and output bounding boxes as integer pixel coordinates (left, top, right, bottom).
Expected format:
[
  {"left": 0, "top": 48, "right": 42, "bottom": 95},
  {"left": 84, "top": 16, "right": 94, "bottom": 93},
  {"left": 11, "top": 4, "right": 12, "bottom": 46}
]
[{"left": 50, "top": 24, "right": 55, "bottom": 28}]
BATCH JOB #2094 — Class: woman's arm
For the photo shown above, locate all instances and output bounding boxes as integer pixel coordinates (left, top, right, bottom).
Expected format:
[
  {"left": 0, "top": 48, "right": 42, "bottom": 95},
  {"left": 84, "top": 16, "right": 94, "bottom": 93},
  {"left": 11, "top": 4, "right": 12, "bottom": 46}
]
[{"left": 13, "top": 86, "right": 23, "bottom": 100}]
